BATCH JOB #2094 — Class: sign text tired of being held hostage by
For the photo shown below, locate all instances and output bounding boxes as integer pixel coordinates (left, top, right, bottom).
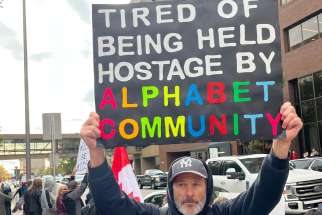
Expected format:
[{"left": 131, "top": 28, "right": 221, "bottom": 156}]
[{"left": 92, "top": 0, "right": 283, "bottom": 147}]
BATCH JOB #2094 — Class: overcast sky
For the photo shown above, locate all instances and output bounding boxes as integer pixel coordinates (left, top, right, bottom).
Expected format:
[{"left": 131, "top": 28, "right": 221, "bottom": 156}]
[{"left": 0, "top": 0, "right": 131, "bottom": 134}]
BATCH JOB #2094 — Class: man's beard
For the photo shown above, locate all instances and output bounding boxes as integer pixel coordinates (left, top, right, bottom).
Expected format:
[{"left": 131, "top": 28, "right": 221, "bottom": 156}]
[{"left": 175, "top": 196, "right": 206, "bottom": 215}]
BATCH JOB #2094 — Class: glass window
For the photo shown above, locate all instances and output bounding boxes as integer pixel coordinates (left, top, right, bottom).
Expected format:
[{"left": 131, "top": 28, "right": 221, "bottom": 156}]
[
  {"left": 314, "top": 71, "right": 322, "bottom": 97},
  {"left": 319, "top": 122, "right": 322, "bottom": 154},
  {"left": 291, "top": 159, "right": 313, "bottom": 169},
  {"left": 281, "top": 0, "right": 294, "bottom": 6},
  {"left": 289, "top": 25, "right": 302, "bottom": 49},
  {"left": 239, "top": 157, "right": 265, "bottom": 173},
  {"left": 304, "top": 124, "right": 319, "bottom": 153},
  {"left": 301, "top": 101, "right": 316, "bottom": 123},
  {"left": 319, "top": 14, "right": 322, "bottom": 34},
  {"left": 302, "top": 16, "right": 319, "bottom": 43},
  {"left": 317, "top": 98, "right": 322, "bottom": 121},
  {"left": 299, "top": 76, "right": 314, "bottom": 100},
  {"left": 208, "top": 161, "right": 222, "bottom": 175},
  {"left": 222, "top": 161, "right": 243, "bottom": 174},
  {"left": 311, "top": 160, "right": 322, "bottom": 172}
]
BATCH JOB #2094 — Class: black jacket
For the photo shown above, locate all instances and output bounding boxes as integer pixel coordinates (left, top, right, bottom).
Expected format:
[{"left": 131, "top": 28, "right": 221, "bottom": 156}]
[
  {"left": 24, "top": 190, "right": 42, "bottom": 215},
  {"left": 88, "top": 153, "right": 289, "bottom": 215}
]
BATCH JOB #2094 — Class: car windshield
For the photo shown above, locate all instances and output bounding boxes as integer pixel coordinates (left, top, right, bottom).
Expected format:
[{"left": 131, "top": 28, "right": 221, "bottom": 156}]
[
  {"left": 239, "top": 157, "right": 265, "bottom": 174},
  {"left": 290, "top": 159, "right": 313, "bottom": 169},
  {"left": 148, "top": 170, "right": 164, "bottom": 176}
]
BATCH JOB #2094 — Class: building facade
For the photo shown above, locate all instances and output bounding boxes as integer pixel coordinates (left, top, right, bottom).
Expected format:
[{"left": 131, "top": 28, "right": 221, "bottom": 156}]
[{"left": 280, "top": 0, "right": 322, "bottom": 157}]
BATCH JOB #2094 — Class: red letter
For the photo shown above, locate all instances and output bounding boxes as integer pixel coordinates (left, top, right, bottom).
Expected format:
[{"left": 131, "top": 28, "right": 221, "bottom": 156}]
[
  {"left": 265, "top": 113, "right": 282, "bottom": 137},
  {"left": 99, "top": 87, "right": 117, "bottom": 110},
  {"left": 207, "top": 82, "right": 226, "bottom": 104},
  {"left": 99, "top": 118, "right": 116, "bottom": 140},
  {"left": 209, "top": 114, "right": 227, "bottom": 136}
]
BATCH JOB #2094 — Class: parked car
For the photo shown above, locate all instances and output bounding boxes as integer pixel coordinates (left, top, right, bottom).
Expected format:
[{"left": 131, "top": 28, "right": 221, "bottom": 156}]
[
  {"left": 206, "top": 154, "right": 322, "bottom": 214},
  {"left": 143, "top": 190, "right": 167, "bottom": 207},
  {"left": 290, "top": 157, "right": 322, "bottom": 172},
  {"left": 137, "top": 169, "right": 167, "bottom": 189}
]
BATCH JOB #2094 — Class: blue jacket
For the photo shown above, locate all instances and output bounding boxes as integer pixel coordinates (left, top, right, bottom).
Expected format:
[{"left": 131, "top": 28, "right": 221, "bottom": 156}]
[{"left": 88, "top": 153, "right": 289, "bottom": 215}]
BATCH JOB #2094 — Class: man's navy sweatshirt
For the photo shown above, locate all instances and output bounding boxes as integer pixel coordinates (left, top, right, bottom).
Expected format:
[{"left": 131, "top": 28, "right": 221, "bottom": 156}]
[{"left": 88, "top": 153, "right": 289, "bottom": 215}]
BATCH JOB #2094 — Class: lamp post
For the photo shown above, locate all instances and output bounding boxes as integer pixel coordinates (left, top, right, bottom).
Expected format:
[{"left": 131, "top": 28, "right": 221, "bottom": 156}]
[{"left": 23, "top": 0, "right": 31, "bottom": 180}]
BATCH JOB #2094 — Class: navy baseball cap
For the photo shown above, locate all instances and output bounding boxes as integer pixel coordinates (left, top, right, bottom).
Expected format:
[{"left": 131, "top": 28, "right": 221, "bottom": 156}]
[{"left": 170, "top": 157, "right": 208, "bottom": 182}]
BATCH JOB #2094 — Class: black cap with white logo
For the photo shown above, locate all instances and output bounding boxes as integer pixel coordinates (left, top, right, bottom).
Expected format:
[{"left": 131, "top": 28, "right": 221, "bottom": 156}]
[{"left": 170, "top": 157, "right": 208, "bottom": 182}]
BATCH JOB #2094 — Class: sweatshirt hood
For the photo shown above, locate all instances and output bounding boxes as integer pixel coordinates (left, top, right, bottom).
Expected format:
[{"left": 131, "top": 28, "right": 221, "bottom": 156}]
[{"left": 166, "top": 157, "right": 214, "bottom": 215}]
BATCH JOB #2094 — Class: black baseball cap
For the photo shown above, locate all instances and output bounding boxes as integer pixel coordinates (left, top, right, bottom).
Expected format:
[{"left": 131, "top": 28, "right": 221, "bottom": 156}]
[{"left": 170, "top": 157, "right": 208, "bottom": 182}]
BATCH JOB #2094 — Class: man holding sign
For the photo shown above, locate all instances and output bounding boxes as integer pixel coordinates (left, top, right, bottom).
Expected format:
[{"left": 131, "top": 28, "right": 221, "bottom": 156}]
[
  {"left": 81, "top": 0, "right": 303, "bottom": 214},
  {"left": 80, "top": 102, "right": 302, "bottom": 215}
]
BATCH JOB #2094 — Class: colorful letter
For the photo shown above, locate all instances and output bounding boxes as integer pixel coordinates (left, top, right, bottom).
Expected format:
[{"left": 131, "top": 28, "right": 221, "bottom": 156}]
[
  {"left": 207, "top": 82, "right": 226, "bottom": 104},
  {"left": 265, "top": 112, "right": 282, "bottom": 137},
  {"left": 119, "top": 119, "right": 139, "bottom": 140},
  {"left": 256, "top": 81, "right": 275, "bottom": 102},
  {"left": 99, "top": 118, "right": 116, "bottom": 140},
  {"left": 142, "top": 86, "right": 159, "bottom": 107},
  {"left": 99, "top": 87, "right": 117, "bottom": 110},
  {"left": 122, "top": 87, "right": 138, "bottom": 108},
  {"left": 209, "top": 114, "right": 227, "bottom": 136},
  {"left": 141, "top": 117, "right": 162, "bottom": 138},
  {"left": 187, "top": 115, "right": 205, "bottom": 137},
  {"left": 164, "top": 86, "right": 180, "bottom": 107},
  {"left": 185, "top": 84, "right": 203, "bottom": 107},
  {"left": 243, "top": 114, "right": 263, "bottom": 135},
  {"left": 233, "top": 81, "right": 251, "bottom": 103},
  {"left": 164, "top": 116, "right": 186, "bottom": 138},
  {"left": 233, "top": 113, "right": 239, "bottom": 135}
]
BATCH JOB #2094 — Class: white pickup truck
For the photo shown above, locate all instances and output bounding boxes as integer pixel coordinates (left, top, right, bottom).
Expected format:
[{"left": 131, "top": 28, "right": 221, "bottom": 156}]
[{"left": 206, "top": 154, "right": 322, "bottom": 214}]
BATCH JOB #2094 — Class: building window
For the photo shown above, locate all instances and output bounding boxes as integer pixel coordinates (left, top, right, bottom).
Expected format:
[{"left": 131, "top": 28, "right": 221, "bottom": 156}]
[
  {"left": 302, "top": 16, "right": 319, "bottom": 43},
  {"left": 292, "top": 71, "right": 322, "bottom": 156},
  {"left": 289, "top": 25, "right": 303, "bottom": 50},
  {"left": 281, "top": 0, "right": 295, "bottom": 6},
  {"left": 316, "top": 98, "right": 322, "bottom": 121},
  {"left": 319, "top": 123, "right": 322, "bottom": 152},
  {"left": 299, "top": 76, "right": 314, "bottom": 100},
  {"left": 304, "top": 124, "right": 320, "bottom": 154},
  {"left": 319, "top": 14, "right": 322, "bottom": 36},
  {"left": 314, "top": 71, "right": 322, "bottom": 97},
  {"left": 287, "top": 12, "right": 322, "bottom": 51},
  {"left": 301, "top": 100, "right": 316, "bottom": 123}
]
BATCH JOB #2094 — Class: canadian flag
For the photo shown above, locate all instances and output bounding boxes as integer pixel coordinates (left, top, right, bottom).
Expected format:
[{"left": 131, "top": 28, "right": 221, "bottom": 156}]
[{"left": 112, "top": 147, "right": 143, "bottom": 203}]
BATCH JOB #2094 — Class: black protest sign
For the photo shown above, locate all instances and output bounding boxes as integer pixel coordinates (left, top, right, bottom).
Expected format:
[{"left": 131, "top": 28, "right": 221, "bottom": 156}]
[{"left": 92, "top": 0, "right": 283, "bottom": 147}]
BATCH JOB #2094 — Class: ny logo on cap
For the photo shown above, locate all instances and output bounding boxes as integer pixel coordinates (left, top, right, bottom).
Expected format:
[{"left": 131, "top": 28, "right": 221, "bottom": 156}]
[{"left": 180, "top": 158, "right": 192, "bottom": 168}]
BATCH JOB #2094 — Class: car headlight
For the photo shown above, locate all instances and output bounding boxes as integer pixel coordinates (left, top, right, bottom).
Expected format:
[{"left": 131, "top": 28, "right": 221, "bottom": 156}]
[
  {"left": 155, "top": 178, "right": 160, "bottom": 182},
  {"left": 283, "top": 183, "right": 298, "bottom": 200}
]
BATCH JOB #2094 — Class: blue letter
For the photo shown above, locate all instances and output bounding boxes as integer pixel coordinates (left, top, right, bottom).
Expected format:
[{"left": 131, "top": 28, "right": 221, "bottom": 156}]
[
  {"left": 188, "top": 115, "right": 205, "bottom": 137},
  {"left": 256, "top": 81, "right": 275, "bottom": 102},
  {"left": 185, "top": 84, "right": 203, "bottom": 107},
  {"left": 243, "top": 114, "right": 263, "bottom": 135}
]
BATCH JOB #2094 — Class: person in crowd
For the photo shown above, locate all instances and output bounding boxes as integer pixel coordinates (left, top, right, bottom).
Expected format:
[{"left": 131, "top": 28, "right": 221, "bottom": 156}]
[
  {"left": 290, "top": 150, "right": 298, "bottom": 160},
  {"left": 310, "top": 148, "right": 319, "bottom": 157},
  {"left": 62, "top": 174, "right": 88, "bottom": 215},
  {"left": 56, "top": 185, "right": 69, "bottom": 215},
  {"left": 80, "top": 102, "right": 303, "bottom": 215},
  {"left": 0, "top": 178, "right": 12, "bottom": 215},
  {"left": 41, "top": 177, "right": 56, "bottom": 215},
  {"left": 24, "top": 178, "right": 43, "bottom": 215},
  {"left": 12, "top": 182, "right": 28, "bottom": 212},
  {"left": 305, "top": 209, "right": 322, "bottom": 215},
  {"left": 1, "top": 182, "right": 12, "bottom": 215}
]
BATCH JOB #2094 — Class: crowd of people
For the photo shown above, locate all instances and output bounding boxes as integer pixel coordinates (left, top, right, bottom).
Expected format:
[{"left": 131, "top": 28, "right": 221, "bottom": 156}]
[{"left": 0, "top": 174, "right": 99, "bottom": 215}]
